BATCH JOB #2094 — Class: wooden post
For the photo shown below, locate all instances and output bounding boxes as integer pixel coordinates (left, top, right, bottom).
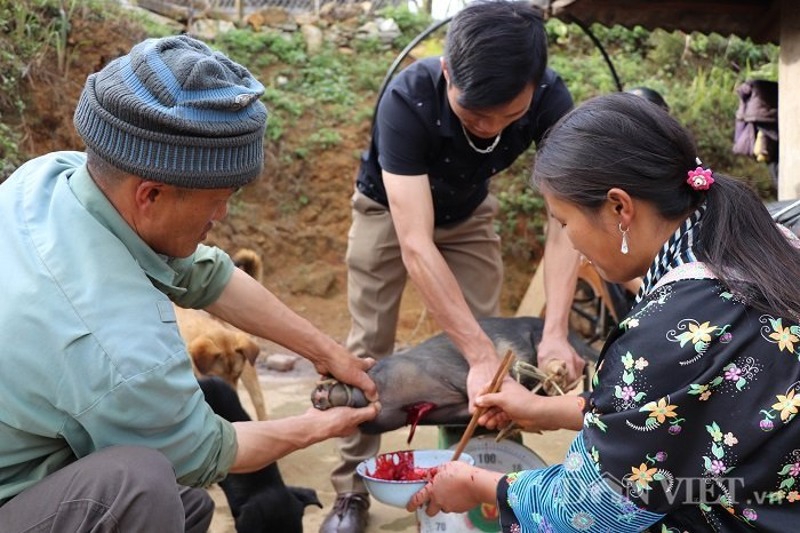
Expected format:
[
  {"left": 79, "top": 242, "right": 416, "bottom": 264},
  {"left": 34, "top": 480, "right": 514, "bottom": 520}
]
[
  {"left": 778, "top": 0, "right": 800, "bottom": 200},
  {"left": 514, "top": 263, "right": 547, "bottom": 318}
]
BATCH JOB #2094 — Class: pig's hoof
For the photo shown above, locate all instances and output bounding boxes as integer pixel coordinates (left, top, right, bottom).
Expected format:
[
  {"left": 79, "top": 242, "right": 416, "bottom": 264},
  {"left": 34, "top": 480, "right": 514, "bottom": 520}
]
[{"left": 311, "top": 379, "right": 368, "bottom": 410}]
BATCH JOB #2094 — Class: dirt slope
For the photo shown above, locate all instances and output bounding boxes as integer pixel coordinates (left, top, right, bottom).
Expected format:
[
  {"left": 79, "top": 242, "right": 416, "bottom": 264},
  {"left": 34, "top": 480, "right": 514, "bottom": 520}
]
[{"left": 16, "top": 10, "right": 534, "bottom": 348}]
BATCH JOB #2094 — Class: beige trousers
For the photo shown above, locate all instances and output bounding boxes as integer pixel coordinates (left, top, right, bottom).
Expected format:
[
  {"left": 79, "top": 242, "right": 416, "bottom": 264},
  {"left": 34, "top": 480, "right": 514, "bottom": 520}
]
[{"left": 330, "top": 190, "right": 503, "bottom": 494}]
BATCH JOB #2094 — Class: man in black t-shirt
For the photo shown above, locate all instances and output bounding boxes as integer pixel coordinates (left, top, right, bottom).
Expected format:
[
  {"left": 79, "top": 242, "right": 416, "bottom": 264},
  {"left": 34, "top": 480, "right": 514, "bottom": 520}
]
[{"left": 321, "top": 3, "right": 583, "bottom": 532}]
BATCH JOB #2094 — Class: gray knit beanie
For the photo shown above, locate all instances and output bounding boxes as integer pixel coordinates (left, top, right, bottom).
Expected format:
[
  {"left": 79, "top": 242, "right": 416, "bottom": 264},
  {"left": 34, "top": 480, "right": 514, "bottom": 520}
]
[{"left": 74, "top": 35, "right": 267, "bottom": 188}]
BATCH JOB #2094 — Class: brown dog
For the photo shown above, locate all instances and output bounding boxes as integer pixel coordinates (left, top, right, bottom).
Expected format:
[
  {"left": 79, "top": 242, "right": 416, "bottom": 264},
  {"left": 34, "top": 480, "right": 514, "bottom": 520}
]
[
  {"left": 176, "top": 306, "right": 268, "bottom": 421},
  {"left": 174, "top": 248, "right": 269, "bottom": 421},
  {"left": 232, "top": 247, "right": 264, "bottom": 284}
]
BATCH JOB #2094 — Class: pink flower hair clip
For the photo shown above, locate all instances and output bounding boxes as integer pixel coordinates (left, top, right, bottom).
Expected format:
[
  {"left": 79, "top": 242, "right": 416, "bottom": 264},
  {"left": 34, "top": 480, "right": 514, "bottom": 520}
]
[{"left": 686, "top": 165, "right": 714, "bottom": 191}]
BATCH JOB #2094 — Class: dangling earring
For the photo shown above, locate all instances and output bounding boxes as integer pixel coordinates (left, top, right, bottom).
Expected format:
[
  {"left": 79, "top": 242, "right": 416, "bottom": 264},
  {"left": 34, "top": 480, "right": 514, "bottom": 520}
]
[{"left": 619, "top": 223, "right": 630, "bottom": 255}]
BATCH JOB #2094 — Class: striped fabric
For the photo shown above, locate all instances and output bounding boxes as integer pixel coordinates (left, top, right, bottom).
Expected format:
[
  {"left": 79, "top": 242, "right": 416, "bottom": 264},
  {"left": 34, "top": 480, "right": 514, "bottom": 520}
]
[
  {"left": 499, "top": 433, "right": 664, "bottom": 532},
  {"left": 636, "top": 204, "right": 707, "bottom": 303}
]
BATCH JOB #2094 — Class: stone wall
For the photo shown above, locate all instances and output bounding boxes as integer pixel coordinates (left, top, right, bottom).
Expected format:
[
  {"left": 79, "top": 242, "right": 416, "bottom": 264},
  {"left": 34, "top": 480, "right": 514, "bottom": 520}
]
[{"left": 132, "top": 0, "right": 404, "bottom": 52}]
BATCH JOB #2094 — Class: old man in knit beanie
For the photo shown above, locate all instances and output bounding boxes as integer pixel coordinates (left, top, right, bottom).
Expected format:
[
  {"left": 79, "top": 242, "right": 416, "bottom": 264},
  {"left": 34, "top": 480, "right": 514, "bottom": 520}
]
[
  {"left": 0, "top": 35, "right": 378, "bottom": 533},
  {"left": 75, "top": 34, "right": 267, "bottom": 188}
]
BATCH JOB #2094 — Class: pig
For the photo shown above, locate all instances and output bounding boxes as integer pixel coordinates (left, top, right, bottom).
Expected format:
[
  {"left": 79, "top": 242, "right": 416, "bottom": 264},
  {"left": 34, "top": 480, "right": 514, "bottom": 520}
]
[{"left": 311, "top": 316, "right": 598, "bottom": 436}]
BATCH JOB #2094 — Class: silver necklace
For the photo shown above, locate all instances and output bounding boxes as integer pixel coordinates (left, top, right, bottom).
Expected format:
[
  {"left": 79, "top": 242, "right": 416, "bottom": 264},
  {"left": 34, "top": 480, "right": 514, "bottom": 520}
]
[{"left": 461, "top": 122, "right": 501, "bottom": 154}]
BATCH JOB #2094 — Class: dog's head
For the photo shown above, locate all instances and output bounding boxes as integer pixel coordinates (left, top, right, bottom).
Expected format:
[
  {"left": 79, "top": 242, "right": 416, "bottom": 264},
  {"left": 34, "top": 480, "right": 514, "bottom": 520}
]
[
  {"left": 189, "top": 333, "right": 260, "bottom": 388},
  {"left": 232, "top": 248, "right": 264, "bottom": 283}
]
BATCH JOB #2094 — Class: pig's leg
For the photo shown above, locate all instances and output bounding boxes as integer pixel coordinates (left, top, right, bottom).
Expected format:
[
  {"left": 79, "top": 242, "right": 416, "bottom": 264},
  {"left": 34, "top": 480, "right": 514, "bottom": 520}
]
[{"left": 311, "top": 317, "right": 596, "bottom": 434}]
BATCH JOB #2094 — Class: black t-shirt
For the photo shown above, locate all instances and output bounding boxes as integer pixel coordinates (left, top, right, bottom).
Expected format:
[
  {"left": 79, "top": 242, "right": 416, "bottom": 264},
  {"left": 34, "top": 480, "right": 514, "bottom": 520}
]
[{"left": 355, "top": 57, "right": 574, "bottom": 226}]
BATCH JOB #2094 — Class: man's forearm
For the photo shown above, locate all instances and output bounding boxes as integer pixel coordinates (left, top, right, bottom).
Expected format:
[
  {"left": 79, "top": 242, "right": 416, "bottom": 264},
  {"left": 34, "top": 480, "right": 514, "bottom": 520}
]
[
  {"left": 206, "top": 268, "right": 339, "bottom": 363},
  {"left": 402, "top": 243, "right": 496, "bottom": 366},
  {"left": 229, "top": 403, "right": 380, "bottom": 473},
  {"left": 230, "top": 418, "right": 318, "bottom": 473},
  {"left": 541, "top": 222, "right": 580, "bottom": 337}
]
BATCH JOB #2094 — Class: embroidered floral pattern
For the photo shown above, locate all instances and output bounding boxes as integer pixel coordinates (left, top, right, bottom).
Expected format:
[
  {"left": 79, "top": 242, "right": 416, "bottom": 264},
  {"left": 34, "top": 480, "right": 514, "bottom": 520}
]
[
  {"left": 666, "top": 319, "right": 730, "bottom": 365},
  {"left": 658, "top": 526, "right": 691, "bottom": 533},
  {"left": 742, "top": 508, "right": 758, "bottom": 523},
  {"left": 769, "top": 322, "right": 799, "bottom": 352},
  {"left": 589, "top": 446, "right": 601, "bottom": 466},
  {"left": 766, "top": 450, "right": 800, "bottom": 505},
  {"left": 688, "top": 357, "right": 762, "bottom": 402},
  {"left": 626, "top": 396, "right": 681, "bottom": 433},
  {"left": 760, "top": 315, "right": 800, "bottom": 361},
  {"left": 677, "top": 320, "right": 718, "bottom": 346},
  {"left": 619, "top": 316, "right": 640, "bottom": 331},
  {"left": 772, "top": 389, "right": 800, "bottom": 422},
  {"left": 564, "top": 451, "right": 584, "bottom": 471},
  {"left": 571, "top": 511, "right": 595, "bottom": 530},
  {"left": 623, "top": 286, "right": 674, "bottom": 328},
  {"left": 625, "top": 464, "right": 673, "bottom": 499},
  {"left": 622, "top": 449, "right": 675, "bottom": 499},
  {"left": 724, "top": 432, "right": 738, "bottom": 446},
  {"left": 498, "top": 253, "right": 800, "bottom": 531},
  {"left": 642, "top": 398, "right": 678, "bottom": 424},
  {"left": 702, "top": 421, "right": 736, "bottom": 478},
  {"left": 584, "top": 274, "right": 800, "bottom": 530},
  {"left": 629, "top": 463, "right": 658, "bottom": 490},
  {"left": 584, "top": 411, "right": 608, "bottom": 433},
  {"left": 613, "top": 352, "right": 650, "bottom": 412},
  {"left": 760, "top": 382, "right": 800, "bottom": 429},
  {"left": 528, "top": 513, "right": 553, "bottom": 533}
]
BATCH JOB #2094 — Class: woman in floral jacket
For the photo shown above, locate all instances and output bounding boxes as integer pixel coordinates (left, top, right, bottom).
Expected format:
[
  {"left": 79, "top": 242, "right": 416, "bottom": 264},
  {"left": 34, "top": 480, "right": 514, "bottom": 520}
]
[{"left": 407, "top": 93, "right": 800, "bottom": 532}]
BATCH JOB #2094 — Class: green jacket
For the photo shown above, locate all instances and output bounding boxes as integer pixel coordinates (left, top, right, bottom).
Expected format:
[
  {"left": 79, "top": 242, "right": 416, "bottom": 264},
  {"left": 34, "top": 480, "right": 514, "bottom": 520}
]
[{"left": 0, "top": 151, "right": 238, "bottom": 505}]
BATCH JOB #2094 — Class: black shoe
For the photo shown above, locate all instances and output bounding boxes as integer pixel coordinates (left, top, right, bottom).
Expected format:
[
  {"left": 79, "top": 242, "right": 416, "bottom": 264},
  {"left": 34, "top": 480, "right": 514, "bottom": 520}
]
[{"left": 319, "top": 493, "right": 370, "bottom": 533}]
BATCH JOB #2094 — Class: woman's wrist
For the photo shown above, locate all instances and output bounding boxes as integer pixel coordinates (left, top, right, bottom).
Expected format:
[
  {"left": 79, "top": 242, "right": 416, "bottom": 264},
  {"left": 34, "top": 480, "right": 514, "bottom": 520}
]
[
  {"left": 471, "top": 467, "right": 504, "bottom": 503},
  {"left": 545, "top": 394, "right": 585, "bottom": 431}
]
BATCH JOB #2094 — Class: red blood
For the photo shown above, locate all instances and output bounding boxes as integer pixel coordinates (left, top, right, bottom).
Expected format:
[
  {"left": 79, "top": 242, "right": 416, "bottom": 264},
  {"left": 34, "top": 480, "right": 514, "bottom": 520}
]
[
  {"left": 368, "top": 450, "right": 439, "bottom": 481},
  {"left": 403, "top": 401, "right": 437, "bottom": 444}
]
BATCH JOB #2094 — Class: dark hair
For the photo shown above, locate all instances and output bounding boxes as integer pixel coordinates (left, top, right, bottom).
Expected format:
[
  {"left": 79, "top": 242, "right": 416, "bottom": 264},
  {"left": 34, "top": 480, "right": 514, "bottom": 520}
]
[
  {"left": 445, "top": 0, "right": 547, "bottom": 109},
  {"left": 533, "top": 92, "right": 800, "bottom": 319},
  {"left": 625, "top": 86, "right": 670, "bottom": 112}
]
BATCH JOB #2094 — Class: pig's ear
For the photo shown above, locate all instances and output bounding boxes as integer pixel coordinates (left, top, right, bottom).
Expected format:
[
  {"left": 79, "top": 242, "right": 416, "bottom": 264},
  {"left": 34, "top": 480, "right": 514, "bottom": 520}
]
[{"left": 290, "top": 486, "right": 322, "bottom": 509}]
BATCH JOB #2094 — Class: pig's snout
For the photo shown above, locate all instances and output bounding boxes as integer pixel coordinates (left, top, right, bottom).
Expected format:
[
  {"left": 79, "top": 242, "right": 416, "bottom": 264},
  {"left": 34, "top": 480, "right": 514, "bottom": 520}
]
[{"left": 311, "top": 379, "right": 368, "bottom": 410}]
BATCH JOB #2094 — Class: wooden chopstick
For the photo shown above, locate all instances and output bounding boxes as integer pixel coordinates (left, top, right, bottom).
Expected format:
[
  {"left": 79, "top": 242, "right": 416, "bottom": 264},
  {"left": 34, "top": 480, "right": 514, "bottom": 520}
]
[{"left": 450, "top": 349, "right": 515, "bottom": 462}]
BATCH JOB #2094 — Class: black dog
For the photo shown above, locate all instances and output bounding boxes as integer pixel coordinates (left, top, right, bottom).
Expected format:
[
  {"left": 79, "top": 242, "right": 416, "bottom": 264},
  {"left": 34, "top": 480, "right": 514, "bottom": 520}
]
[{"left": 200, "top": 376, "right": 322, "bottom": 533}]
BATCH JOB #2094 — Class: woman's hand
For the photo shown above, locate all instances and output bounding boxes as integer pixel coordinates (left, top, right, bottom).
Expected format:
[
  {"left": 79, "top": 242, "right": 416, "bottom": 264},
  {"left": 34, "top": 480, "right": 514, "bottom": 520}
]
[
  {"left": 405, "top": 462, "right": 502, "bottom": 515},
  {"left": 476, "top": 381, "right": 585, "bottom": 433}
]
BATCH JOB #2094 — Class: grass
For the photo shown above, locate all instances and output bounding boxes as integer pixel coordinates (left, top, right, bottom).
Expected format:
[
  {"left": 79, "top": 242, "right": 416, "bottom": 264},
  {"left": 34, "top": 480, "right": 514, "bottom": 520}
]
[{"left": 0, "top": 3, "right": 780, "bottom": 250}]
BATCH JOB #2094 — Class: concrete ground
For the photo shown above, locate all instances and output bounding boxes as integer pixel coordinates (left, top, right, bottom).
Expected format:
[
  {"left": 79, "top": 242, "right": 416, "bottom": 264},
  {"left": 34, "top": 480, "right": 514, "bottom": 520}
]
[{"left": 207, "top": 357, "right": 577, "bottom": 533}]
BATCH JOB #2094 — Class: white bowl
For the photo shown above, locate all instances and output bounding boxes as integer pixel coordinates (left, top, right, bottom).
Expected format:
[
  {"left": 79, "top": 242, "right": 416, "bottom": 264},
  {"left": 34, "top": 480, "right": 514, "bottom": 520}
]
[{"left": 356, "top": 449, "right": 474, "bottom": 508}]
